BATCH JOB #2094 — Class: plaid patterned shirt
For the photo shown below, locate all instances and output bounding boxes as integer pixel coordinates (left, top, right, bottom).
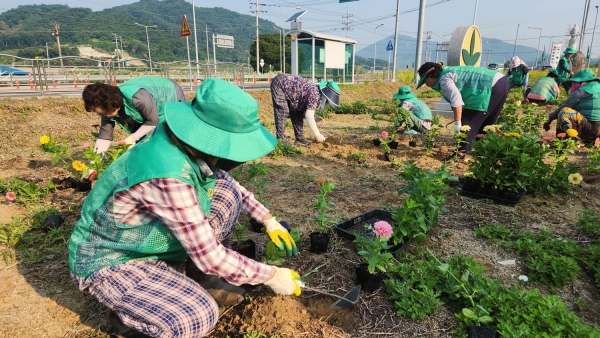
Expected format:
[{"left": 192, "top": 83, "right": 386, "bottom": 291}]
[
  {"left": 112, "top": 169, "right": 273, "bottom": 286},
  {"left": 278, "top": 74, "right": 321, "bottom": 112}
]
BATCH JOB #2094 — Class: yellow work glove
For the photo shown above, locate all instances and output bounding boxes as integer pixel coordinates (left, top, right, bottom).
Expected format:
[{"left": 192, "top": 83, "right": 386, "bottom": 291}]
[
  {"left": 264, "top": 267, "right": 302, "bottom": 296},
  {"left": 263, "top": 217, "right": 297, "bottom": 256}
]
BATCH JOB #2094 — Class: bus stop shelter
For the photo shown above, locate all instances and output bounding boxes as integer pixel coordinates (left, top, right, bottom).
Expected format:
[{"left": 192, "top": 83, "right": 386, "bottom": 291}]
[{"left": 287, "top": 29, "right": 356, "bottom": 84}]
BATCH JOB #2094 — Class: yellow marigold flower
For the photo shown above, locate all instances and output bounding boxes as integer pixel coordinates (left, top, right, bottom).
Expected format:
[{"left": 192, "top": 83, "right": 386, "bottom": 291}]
[
  {"left": 39, "top": 135, "right": 50, "bottom": 145},
  {"left": 568, "top": 173, "right": 583, "bottom": 185},
  {"left": 504, "top": 132, "right": 522, "bottom": 137},
  {"left": 515, "top": 100, "right": 522, "bottom": 107},
  {"left": 566, "top": 128, "right": 578, "bottom": 138},
  {"left": 72, "top": 160, "right": 87, "bottom": 172},
  {"left": 460, "top": 125, "right": 471, "bottom": 131}
]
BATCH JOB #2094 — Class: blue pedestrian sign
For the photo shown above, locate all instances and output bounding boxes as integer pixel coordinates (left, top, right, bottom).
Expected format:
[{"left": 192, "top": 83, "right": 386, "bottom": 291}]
[{"left": 386, "top": 40, "right": 394, "bottom": 51}]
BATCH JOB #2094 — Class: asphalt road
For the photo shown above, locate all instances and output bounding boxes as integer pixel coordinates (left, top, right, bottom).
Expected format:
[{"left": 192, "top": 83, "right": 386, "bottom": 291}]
[{"left": 0, "top": 82, "right": 272, "bottom": 98}]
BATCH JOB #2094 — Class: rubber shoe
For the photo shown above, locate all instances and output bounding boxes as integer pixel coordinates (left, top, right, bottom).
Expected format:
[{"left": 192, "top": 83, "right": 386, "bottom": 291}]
[
  {"left": 108, "top": 311, "right": 152, "bottom": 338},
  {"left": 295, "top": 138, "right": 312, "bottom": 145},
  {"left": 185, "top": 260, "right": 247, "bottom": 307},
  {"left": 403, "top": 129, "right": 419, "bottom": 135}
]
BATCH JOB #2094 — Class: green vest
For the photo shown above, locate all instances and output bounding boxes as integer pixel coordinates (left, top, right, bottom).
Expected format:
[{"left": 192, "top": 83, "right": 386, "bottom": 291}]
[
  {"left": 432, "top": 66, "right": 495, "bottom": 112},
  {"left": 68, "top": 123, "right": 217, "bottom": 277},
  {"left": 113, "top": 77, "right": 179, "bottom": 133},
  {"left": 529, "top": 77, "right": 558, "bottom": 102},
  {"left": 574, "top": 81, "right": 600, "bottom": 121},
  {"left": 403, "top": 97, "right": 432, "bottom": 120},
  {"left": 556, "top": 56, "right": 571, "bottom": 82},
  {"left": 508, "top": 65, "right": 526, "bottom": 86}
]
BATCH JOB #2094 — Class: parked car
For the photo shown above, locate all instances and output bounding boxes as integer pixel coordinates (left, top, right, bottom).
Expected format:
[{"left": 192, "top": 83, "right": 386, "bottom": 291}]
[
  {"left": 541, "top": 65, "right": 554, "bottom": 70},
  {"left": 488, "top": 63, "right": 499, "bottom": 70}
]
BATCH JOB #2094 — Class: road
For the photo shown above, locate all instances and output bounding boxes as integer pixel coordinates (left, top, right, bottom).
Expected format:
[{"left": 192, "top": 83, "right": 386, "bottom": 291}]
[{"left": 0, "top": 82, "right": 272, "bottom": 98}]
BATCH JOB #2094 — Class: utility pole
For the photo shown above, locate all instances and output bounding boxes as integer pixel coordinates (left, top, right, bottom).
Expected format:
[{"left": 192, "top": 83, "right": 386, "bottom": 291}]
[
  {"left": 392, "top": 0, "right": 401, "bottom": 82},
  {"left": 45, "top": 42, "right": 50, "bottom": 67},
  {"left": 581, "top": 0, "right": 591, "bottom": 49},
  {"left": 373, "top": 24, "right": 384, "bottom": 78},
  {"left": 587, "top": 6, "right": 599, "bottom": 68},
  {"left": 205, "top": 25, "right": 210, "bottom": 64},
  {"left": 342, "top": 8, "right": 353, "bottom": 38},
  {"left": 512, "top": 24, "right": 520, "bottom": 57},
  {"left": 192, "top": 0, "right": 199, "bottom": 76},
  {"left": 112, "top": 33, "right": 121, "bottom": 68},
  {"left": 51, "top": 22, "right": 64, "bottom": 74},
  {"left": 424, "top": 30, "right": 432, "bottom": 62},
  {"left": 413, "top": 0, "right": 426, "bottom": 84},
  {"left": 256, "top": 0, "right": 260, "bottom": 74},
  {"left": 486, "top": 48, "right": 491, "bottom": 67}
]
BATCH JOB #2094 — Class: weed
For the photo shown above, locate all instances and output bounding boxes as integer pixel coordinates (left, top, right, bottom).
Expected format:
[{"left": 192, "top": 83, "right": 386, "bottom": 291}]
[
  {"left": 347, "top": 151, "right": 366, "bottom": 163},
  {"left": 576, "top": 209, "right": 600, "bottom": 238},
  {"left": 270, "top": 142, "right": 303, "bottom": 159}
]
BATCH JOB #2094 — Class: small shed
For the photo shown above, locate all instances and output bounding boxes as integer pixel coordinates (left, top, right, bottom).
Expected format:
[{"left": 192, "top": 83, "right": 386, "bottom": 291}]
[{"left": 286, "top": 29, "right": 357, "bottom": 84}]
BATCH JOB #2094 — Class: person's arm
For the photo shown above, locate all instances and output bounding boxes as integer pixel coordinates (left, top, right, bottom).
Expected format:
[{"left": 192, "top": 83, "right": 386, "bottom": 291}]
[
  {"left": 522, "top": 65, "right": 529, "bottom": 74},
  {"left": 129, "top": 89, "right": 159, "bottom": 142},
  {"left": 128, "top": 178, "right": 274, "bottom": 286},
  {"left": 95, "top": 118, "right": 116, "bottom": 153},
  {"left": 438, "top": 73, "right": 464, "bottom": 131},
  {"left": 169, "top": 79, "right": 187, "bottom": 102},
  {"left": 305, "top": 109, "right": 325, "bottom": 142},
  {"left": 545, "top": 88, "right": 587, "bottom": 124}
]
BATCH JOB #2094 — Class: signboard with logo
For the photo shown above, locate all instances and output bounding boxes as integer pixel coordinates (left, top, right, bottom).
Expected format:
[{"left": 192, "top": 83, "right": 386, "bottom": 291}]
[{"left": 447, "top": 25, "right": 482, "bottom": 67}]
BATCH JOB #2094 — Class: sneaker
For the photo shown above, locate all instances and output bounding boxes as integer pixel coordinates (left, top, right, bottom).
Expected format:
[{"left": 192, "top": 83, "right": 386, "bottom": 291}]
[
  {"left": 403, "top": 129, "right": 420, "bottom": 135},
  {"left": 295, "top": 138, "right": 312, "bottom": 145}
]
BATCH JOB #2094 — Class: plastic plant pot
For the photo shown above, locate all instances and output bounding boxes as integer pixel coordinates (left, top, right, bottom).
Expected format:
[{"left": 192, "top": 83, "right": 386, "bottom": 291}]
[
  {"left": 309, "top": 232, "right": 330, "bottom": 254},
  {"left": 355, "top": 263, "right": 384, "bottom": 293},
  {"left": 78, "top": 179, "right": 92, "bottom": 192},
  {"left": 373, "top": 139, "right": 381, "bottom": 146},
  {"left": 249, "top": 219, "right": 263, "bottom": 233},
  {"left": 43, "top": 215, "right": 64, "bottom": 231},
  {"left": 231, "top": 239, "right": 256, "bottom": 259},
  {"left": 389, "top": 141, "right": 399, "bottom": 149},
  {"left": 467, "top": 326, "right": 497, "bottom": 338},
  {"left": 461, "top": 177, "right": 526, "bottom": 206},
  {"left": 409, "top": 140, "right": 417, "bottom": 147}
]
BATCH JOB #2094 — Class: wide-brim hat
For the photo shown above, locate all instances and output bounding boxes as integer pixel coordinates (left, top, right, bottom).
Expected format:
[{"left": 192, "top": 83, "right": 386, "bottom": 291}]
[
  {"left": 564, "top": 46, "right": 577, "bottom": 54},
  {"left": 393, "top": 85, "right": 416, "bottom": 100},
  {"left": 548, "top": 69, "right": 559, "bottom": 77},
  {"left": 319, "top": 79, "right": 340, "bottom": 109},
  {"left": 565, "top": 69, "right": 597, "bottom": 84},
  {"left": 164, "top": 78, "right": 277, "bottom": 162}
]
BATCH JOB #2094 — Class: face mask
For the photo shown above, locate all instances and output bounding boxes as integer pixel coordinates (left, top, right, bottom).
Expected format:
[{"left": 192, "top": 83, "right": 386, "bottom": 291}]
[{"left": 217, "top": 158, "right": 245, "bottom": 172}]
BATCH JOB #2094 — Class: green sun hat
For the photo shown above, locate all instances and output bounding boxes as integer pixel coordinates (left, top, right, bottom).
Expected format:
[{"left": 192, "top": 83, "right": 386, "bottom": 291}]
[
  {"left": 319, "top": 79, "right": 340, "bottom": 109},
  {"left": 393, "top": 85, "right": 416, "bottom": 100},
  {"left": 163, "top": 78, "right": 277, "bottom": 162},
  {"left": 416, "top": 66, "right": 436, "bottom": 89},
  {"left": 565, "top": 69, "right": 597, "bottom": 84},
  {"left": 564, "top": 46, "right": 578, "bottom": 54},
  {"left": 548, "top": 69, "right": 559, "bottom": 77}
]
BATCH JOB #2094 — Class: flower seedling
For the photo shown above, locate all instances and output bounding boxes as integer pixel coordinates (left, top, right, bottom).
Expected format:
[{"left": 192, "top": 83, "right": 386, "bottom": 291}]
[
  {"left": 453, "top": 125, "right": 470, "bottom": 157},
  {"left": 378, "top": 131, "right": 393, "bottom": 154},
  {"left": 261, "top": 240, "right": 287, "bottom": 266},
  {"left": 424, "top": 115, "right": 442, "bottom": 155},
  {"left": 308, "top": 180, "right": 336, "bottom": 233},
  {"left": 247, "top": 162, "right": 270, "bottom": 206},
  {"left": 354, "top": 221, "right": 394, "bottom": 274},
  {"left": 231, "top": 223, "right": 250, "bottom": 243}
]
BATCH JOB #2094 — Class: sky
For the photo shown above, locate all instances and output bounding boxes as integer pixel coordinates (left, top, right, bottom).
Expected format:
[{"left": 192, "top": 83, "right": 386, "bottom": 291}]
[{"left": 1, "top": 0, "right": 596, "bottom": 64}]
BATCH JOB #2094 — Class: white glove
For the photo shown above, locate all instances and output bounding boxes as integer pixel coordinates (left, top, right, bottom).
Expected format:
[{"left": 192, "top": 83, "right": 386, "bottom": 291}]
[
  {"left": 263, "top": 217, "right": 297, "bottom": 256},
  {"left": 454, "top": 121, "right": 462, "bottom": 133},
  {"left": 315, "top": 134, "right": 326, "bottom": 142},
  {"left": 305, "top": 109, "right": 323, "bottom": 141},
  {"left": 122, "top": 135, "right": 136, "bottom": 150},
  {"left": 264, "top": 267, "right": 302, "bottom": 296},
  {"left": 94, "top": 139, "right": 111, "bottom": 154}
]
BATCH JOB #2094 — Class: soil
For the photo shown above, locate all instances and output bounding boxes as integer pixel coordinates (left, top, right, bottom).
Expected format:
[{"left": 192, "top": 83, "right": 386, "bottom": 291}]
[{"left": 0, "top": 84, "right": 599, "bottom": 338}]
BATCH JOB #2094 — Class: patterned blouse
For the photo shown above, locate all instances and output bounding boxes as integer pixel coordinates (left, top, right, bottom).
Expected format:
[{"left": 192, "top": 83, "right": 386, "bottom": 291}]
[{"left": 278, "top": 74, "right": 321, "bottom": 112}]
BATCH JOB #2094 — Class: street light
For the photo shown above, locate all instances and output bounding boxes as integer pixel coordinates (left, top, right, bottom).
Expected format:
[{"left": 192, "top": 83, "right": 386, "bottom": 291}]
[
  {"left": 587, "top": 6, "right": 599, "bottom": 68},
  {"left": 528, "top": 27, "right": 542, "bottom": 69},
  {"left": 373, "top": 24, "right": 384, "bottom": 78},
  {"left": 512, "top": 24, "right": 520, "bottom": 58},
  {"left": 135, "top": 22, "right": 157, "bottom": 72},
  {"left": 273, "top": 26, "right": 283, "bottom": 72},
  {"left": 282, "top": 6, "right": 301, "bottom": 74}
]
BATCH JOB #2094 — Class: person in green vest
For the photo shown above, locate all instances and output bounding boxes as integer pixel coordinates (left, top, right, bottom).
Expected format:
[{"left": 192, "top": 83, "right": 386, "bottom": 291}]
[
  {"left": 525, "top": 69, "right": 561, "bottom": 105},
  {"left": 82, "top": 77, "right": 186, "bottom": 153},
  {"left": 69, "top": 79, "right": 302, "bottom": 338},
  {"left": 392, "top": 85, "right": 432, "bottom": 134},
  {"left": 416, "top": 61, "right": 510, "bottom": 153},
  {"left": 565, "top": 69, "right": 596, "bottom": 93},
  {"left": 555, "top": 46, "right": 577, "bottom": 92},
  {"left": 543, "top": 71, "right": 600, "bottom": 143},
  {"left": 506, "top": 56, "right": 529, "bottom": 99}
]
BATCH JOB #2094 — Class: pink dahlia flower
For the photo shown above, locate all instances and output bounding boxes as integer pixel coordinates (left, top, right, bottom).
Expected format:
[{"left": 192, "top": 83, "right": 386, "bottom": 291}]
[
  {"left": 373, "top": 221, "right": 393, "bottom": 238},
  {"left": 380, "top": 131, "right": 389, "bottom": 139},
  {"left": 476, "top": 134, "right": 485, "bottom": 139},
  {"left": 557, "top": 133, "right": 567, "bottom": 138},
  {"left": 546, "top": 104, "right": 553, "bottom": 109},
  {"left": 5, "top": 192, "right": 16, "bottom": 201},
  {"left": 83, "top": 142, "right": 92, "bottom": 149},
  {"left": 541, "top": 136, "right": 554, "bottom": 142}
]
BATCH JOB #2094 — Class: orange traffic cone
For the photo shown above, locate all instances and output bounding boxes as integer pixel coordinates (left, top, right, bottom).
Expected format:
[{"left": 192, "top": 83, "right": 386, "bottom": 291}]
[
  {"left": 52, "top": 75, "right": 56, "bottom": 88},
  {"left": 193, "top": 74, "right": 198, "bottom": 86},
  {"left": 111, "top": 75, "right": 116, "bottom": 86},
  {"left": 268, "top": 73, "right": 272, "bottom": 83},
  {"left": 85, "top": 75, "right": 89, "bottom": 86},
  {"left": 29, "top": 74, "right": 34, "bottom": 90},
  {"left": 235, "top": 74, "right": 239, "bottom": 85},
  {"left": 15, "top": 78, "right": 20, "bottom": 90},
  {"left": 253, "top": 74, "right": 256, "bottom": 84},
  {"left": 73, "top": 75, "right": 78, "bottom": 89}
]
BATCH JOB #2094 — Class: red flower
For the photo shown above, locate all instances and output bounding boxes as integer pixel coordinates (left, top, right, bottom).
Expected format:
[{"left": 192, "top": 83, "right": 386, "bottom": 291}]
[
  {"left": 541, "top": 136, "right": 554, "bottom": 142},
  {"left": 5, "top": 192, "right": 16, "bottom": 201},
  {"left": 595, "top": 138, "right": 600, "bottom": 148},
  {"left": 546, "top": 104, "right": 553, "bottom": 109},
  {"left": 380, "top": 131, "right": 389, "bottom": 139},
  {"left": 476, "top": 134, "right": 486, "bottom": 139},
  {"left": 557, "top": 133, "right": 567, "bottom": 138},
  {"left": 83, "top": 142, "right": 91, "bottom": 149},
  {"left": 117, "top": 140, "right": 126, "bottom": 145}
]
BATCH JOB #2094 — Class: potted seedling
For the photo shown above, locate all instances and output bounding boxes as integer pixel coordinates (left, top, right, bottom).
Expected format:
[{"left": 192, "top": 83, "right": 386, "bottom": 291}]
[
  {"left": 247, "top": 162, "right": 270, "bottom": 232},
  {"left": 353, "top": 220, "right": 394, "bottom": 292},
  {"left": 397, "top": 107, "right": 417, "bottom": 147},
  {"left": 230, "top": 223, "right": 255, "bottom": 259},
  {"left": 424, "top": 115, "right": 442, "bottom": 154},
  {"left": 307, "top": 180, "right": 335, "bottom": 254}
]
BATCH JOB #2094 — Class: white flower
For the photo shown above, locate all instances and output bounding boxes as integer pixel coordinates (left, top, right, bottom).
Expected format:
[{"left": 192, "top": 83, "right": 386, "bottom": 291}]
[
  {"left": 518, "top": 275, "right": 528, "bottom": 282},
  {"left": 90, "top": 161, "right": 95, "bottom": 165}
]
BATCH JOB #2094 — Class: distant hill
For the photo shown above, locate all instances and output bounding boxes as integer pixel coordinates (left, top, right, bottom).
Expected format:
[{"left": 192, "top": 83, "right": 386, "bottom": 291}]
[
  {"left": 356, "top": 34, "right": 541, "bottom": 69},
  {"left": 0, "top": 0, "right": 279, "bottom": 63}
]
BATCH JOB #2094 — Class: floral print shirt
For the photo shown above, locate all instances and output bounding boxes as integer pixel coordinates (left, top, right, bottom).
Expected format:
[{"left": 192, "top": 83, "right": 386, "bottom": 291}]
[{"left": 278, "top": 74, "right": 321, "bottom": 112}]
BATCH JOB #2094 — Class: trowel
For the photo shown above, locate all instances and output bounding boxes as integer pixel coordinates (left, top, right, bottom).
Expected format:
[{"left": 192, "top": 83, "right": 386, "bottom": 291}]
[{"left": 299, "top": 282, "right": 361, "bottom": 310}]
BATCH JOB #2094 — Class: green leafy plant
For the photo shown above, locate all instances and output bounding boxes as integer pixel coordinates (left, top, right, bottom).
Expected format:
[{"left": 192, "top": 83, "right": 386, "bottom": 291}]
[
  {"left": 353, "top": 221, "right": 394, "bottom": 274},
  {"left": 0, "top": 177, "right": 56, "bottom": 207},
  {"left": 576, "top": 209, "right": 600, "bottom": 238},
  {"left": 231, "top": 223, "right": 249, "bottom": 243},
  {"left": 261, "top": 240, "right": 286, "bottom": 266},
  {"left": 424, "top": 114, "right": 442, "bottom": 155},
  {"left": 0, "top": 216, "right": 29, "bottom": 263},
  {"left": 391, "top": 162, "right": 452, "bottom": 245},
  {"left": 270, "top": 142, "right": 304, "bottom": 160},
  {"left": 307, "top": 180, "right": 336, "bottom": 233},
  {"left": 453, "top": 125, "right": 470, "bottom": 156},
  {"left": 247, "top": 162, "right": 270, "bottom": 206},
  {"left": 585, "top": 140, "right": 600, "bottom": 174}
]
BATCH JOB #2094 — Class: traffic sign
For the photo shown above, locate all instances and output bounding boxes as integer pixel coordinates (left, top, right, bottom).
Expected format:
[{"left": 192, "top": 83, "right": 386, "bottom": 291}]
[
  {"left": 260, "top": 59, "right": 264, "bottom": 67},
  {"left": 386, "top": 40, "right": 393, "bottom": 51},
  {"left": 180, "top": 15, "right": 191, "bottom": 37}
]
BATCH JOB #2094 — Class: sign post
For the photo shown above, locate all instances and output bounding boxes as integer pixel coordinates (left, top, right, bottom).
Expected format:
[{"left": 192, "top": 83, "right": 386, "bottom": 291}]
[
  {"left": 212, "top": 34, "right": 235, "bottom": 74},
  {"left": 386, "top": 40, "right": 393, "bottom": 81},
  {"left": 180, "top": 15, "right": 192, "bottom": 90}
]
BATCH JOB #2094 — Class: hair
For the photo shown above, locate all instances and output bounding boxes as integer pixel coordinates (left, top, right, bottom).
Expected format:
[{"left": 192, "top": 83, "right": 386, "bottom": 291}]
[
  {"left": 82, "top": 83, "right": 124, "bottom": 113},
  {"left": 547, "top": 71, "right": 559, "bottom": 80},
  {"left": 417, "top": 62, "right": 443, "bottom": 79}
]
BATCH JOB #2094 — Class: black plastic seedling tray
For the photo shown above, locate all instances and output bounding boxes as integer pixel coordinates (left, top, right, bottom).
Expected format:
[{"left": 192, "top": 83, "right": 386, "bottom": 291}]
[{"left": 334, "top": 209, "right": 406, "bottom": 254}]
